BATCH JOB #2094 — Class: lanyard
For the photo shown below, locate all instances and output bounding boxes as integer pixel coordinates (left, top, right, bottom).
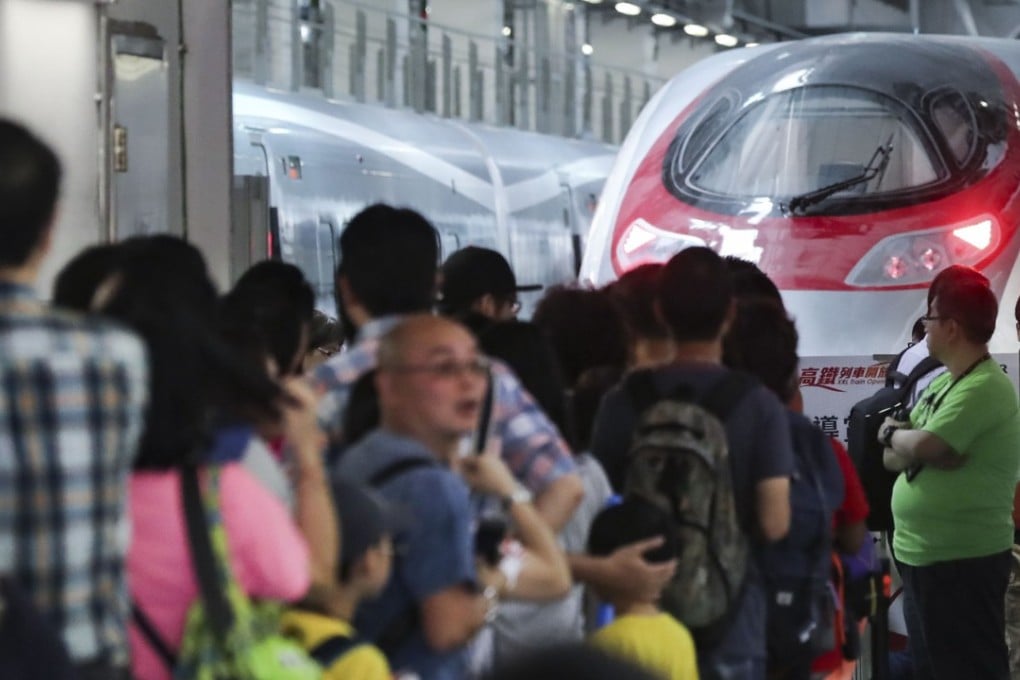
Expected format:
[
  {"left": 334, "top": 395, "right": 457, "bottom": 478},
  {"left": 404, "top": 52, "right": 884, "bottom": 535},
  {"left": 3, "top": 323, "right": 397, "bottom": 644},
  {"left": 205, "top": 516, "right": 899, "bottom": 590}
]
[{"left": 921, "top": 353, "right": 990, "bottom": 419}]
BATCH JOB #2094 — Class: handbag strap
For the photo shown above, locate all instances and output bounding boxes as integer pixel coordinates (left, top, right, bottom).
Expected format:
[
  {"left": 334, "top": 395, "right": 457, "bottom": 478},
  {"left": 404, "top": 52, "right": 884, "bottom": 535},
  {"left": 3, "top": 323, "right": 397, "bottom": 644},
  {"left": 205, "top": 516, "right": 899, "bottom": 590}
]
[
  {"left": 181, "top": 464, "right": 235, "bottom": 640},
  {"left": 132, "top": 601, "right": 178, "bottom": 669}
]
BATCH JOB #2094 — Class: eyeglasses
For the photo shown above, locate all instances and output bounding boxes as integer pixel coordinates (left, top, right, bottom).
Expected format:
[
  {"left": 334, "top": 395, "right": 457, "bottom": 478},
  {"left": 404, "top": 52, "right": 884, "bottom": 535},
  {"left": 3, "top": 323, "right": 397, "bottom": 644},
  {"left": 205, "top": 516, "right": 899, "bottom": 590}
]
[{"left": 388, "top": 356, "right": 492, "bottom": 379}]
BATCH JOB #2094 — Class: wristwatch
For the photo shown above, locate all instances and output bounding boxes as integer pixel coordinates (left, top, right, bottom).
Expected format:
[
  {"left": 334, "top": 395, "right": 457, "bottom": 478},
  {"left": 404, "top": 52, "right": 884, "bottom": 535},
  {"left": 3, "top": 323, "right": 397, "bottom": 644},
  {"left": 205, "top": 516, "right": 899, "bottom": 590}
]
[
  {"left": 880, "top": 424, "right": 899, "bottom": 449},
  {"left": 502, "top": 485, "right": 533, "bottom": 511}
]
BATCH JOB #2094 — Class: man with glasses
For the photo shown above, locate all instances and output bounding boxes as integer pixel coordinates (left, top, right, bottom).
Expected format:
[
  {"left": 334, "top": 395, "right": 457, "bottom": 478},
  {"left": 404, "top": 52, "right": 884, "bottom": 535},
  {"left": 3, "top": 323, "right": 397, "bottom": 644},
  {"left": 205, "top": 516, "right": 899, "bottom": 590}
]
[
  {"left": 335, "top": 315, "right": 567, "bottom": 680},
  {"left": 438, "top": 246, "right": 541, "bottom": 333},
  {"left": 879, "top": 278, "right": 1020, "bottom": 680}
]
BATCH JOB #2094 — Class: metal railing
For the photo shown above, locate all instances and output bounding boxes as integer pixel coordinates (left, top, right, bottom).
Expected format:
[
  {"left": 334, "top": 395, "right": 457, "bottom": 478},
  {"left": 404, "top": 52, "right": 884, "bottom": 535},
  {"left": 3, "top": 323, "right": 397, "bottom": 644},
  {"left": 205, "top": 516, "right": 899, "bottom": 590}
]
[{"left": 232, "top": 0, "right": 665, "bottom": 143}]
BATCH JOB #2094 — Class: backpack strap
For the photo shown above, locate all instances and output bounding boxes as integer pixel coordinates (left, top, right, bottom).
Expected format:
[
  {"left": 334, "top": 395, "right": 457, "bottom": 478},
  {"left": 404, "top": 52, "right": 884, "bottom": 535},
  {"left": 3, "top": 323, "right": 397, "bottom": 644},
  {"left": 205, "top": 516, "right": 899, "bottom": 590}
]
[
  {"left": 365, "top": 457, "right": 435, "bottom": 656},
  {"left": 368, "top": 458, "right": 436, "bottom": 488},
  {"left": 308, "top": 632, "right": 365, "bottom": 668},
  {"left": 699, "top": 371, "right": 757, "bottom": 423},
  {"left": 132, "top": 601, "right": 177, "bottom": 670},
  {"left": 181, "top": 464, "right": 235, "bottom": 641},
  {"left": 898, "top": 355, "right": 942, "bottom": 402}
]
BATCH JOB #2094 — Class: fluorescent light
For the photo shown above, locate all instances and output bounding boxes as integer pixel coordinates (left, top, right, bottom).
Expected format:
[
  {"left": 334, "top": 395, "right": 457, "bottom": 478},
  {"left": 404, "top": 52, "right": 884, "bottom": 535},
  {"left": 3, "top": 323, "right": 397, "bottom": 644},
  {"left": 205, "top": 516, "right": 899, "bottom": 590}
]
[
  {"left": 715, "top": 33, "right": 739, "bottom": 47},
  {"left": 651, "top": 13, "right": 677, "bottom": 28},
  {"left": 745, "top": 42, "right": 760, "bottom": 48},
  {"left": 581, "top": 43, "right": 594, "bottom": 56},
  {"left": 582, "top": 0, "right": 602, "bottom": 3},
  {"left": 615, "top": 2, "right": 641, "bottom": 16},
  {"left": 683, "top": 23, "right": 709, "bottom": 37}
]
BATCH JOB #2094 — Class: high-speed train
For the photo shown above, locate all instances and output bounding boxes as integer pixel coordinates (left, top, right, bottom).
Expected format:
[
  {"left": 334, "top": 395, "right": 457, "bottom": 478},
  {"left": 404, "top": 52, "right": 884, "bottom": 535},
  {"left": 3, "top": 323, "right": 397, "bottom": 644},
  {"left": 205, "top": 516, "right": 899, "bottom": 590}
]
[
  {"left": 580, "top": 33, "right": 1020, "bottom": 359},
  {"left": 232, "top": 82, "right": 616, "bottom": 316}
]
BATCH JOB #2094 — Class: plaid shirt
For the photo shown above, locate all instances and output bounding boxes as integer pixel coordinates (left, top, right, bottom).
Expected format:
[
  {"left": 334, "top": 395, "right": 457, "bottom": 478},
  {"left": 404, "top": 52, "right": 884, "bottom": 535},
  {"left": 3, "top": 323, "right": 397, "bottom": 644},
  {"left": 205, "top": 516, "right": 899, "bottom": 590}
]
[
  {"left": 311, "top": 315, "right": 575, "bottom": 492},
  {"left": 0, "top": 282, "right": 147, "bottom": 666}
]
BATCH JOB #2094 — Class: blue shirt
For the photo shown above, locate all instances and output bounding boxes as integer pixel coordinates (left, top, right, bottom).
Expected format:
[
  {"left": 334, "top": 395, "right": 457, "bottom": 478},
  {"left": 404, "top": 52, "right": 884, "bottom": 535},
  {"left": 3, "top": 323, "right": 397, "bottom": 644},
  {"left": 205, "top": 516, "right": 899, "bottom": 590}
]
[{"left": 336, "top": 429, "right": 476, "bottom": 680}]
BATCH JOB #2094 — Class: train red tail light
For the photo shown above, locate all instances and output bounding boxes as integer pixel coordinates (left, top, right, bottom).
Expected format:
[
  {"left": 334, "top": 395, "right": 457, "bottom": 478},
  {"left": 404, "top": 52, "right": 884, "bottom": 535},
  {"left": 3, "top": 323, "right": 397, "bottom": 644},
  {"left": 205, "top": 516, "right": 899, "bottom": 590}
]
[
  {"left": 845, "top": 216, "right": 1000, "bottom": 287},
  {"left": 613, "top": 218, "right": 706, "bottom": 272}
]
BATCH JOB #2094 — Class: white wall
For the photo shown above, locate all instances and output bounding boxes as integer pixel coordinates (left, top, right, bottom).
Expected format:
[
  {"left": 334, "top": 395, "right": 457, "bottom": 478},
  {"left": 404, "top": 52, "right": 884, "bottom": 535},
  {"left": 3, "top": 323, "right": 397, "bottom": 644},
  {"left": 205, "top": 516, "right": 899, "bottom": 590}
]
[{"left": 0, "top": 0, "right": 100, "bottom": 295}]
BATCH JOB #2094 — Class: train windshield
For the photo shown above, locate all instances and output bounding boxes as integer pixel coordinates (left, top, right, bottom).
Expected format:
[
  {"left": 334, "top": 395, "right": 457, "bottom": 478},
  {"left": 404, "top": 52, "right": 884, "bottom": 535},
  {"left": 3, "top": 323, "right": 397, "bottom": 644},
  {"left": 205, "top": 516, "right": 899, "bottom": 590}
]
[{"left": 687, "top": 86, "right": 941, "bottom": 200}]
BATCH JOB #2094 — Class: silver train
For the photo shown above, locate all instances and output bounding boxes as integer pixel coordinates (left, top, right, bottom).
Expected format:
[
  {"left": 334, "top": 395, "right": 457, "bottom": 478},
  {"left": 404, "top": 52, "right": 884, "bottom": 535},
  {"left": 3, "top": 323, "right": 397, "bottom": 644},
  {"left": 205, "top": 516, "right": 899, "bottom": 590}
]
[{"left": 232, "top": 82, "right": 617, "bottom": 316}]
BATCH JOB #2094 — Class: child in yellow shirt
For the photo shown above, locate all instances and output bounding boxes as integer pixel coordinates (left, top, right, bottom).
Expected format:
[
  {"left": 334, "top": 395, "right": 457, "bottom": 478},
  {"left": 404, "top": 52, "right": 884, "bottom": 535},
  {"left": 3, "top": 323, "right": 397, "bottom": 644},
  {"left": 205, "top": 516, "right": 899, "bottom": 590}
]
[
  {"left": 281, "top": 478, "right": 395, "bottom": 680},
  {"left": 588, "top": 497, "right": 699, "bottom": 680}
]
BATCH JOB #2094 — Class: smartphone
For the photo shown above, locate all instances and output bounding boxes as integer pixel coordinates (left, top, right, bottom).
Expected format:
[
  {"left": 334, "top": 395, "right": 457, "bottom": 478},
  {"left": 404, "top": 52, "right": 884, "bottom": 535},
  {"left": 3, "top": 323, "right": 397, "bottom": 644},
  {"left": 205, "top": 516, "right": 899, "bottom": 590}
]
[
  {"left": 473, "top": 368, "right": 494, "bottom": 455},
  {"left": 474, "top": 516, "right": 507, "bottom": 567}
]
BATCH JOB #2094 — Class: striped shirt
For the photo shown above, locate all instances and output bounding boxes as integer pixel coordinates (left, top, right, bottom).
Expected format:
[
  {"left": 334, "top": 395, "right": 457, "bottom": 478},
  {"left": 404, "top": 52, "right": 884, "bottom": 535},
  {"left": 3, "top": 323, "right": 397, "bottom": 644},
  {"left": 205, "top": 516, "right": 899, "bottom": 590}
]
[
  {"left": 311, "top": 315, "right": 575, "bottom": 492},
  {"left": 0, "top": 281, "right": 148, "bottom": 666}
]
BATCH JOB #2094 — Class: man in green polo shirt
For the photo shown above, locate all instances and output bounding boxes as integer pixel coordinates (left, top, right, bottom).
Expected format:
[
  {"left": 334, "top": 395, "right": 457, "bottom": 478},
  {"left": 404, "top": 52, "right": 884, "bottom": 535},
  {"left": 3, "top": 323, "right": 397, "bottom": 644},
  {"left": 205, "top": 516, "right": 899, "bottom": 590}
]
[{"left": 878, "top": 279, "right": 1020, "bottom": 680}]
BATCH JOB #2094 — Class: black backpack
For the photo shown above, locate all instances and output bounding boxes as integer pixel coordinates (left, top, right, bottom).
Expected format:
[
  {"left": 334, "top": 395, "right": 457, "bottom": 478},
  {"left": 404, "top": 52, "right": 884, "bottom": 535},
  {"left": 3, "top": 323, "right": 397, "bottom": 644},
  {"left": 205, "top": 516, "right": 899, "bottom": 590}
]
[
  {"left": 622, "top": 369, "right": 754, "bottom": 649},
  {"left": 763, "top": 412, "right": 842, "bottom": 671},
  {"left": 846, "top": 351, "right": 942, "bottom": 530}
]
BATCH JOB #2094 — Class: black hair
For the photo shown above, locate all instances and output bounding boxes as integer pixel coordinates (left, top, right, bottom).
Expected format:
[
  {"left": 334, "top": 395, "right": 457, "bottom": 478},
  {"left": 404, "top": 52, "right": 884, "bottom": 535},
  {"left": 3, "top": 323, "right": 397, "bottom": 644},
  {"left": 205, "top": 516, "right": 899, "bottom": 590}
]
[
  {"left": 234, "top": 260, "right": 315, "bottom": 323},
  {"left": 52, "top": 243, "right": 122, "bottom": 311},
  {"left": 0, "top": 120, "right": 61, "bottom": 267},
  {"left": 479, "top": 320, "right": 570, "bottom": 439},
  {"left": 532, "top": 285, "right": 627, "bottom": 387},
  {"left": 588, "top": 496, "right": 678, "bottom": 564},
  {"left": 337, "top": 204, "right": 439, "bottom": 317},
  {"left": 928, "top": 265, "right": 989, "bottom": 306},
  {"left": 570, "top": 365, "right": 624, "bottom": 453},
  {"left": 340, "top": 369, "right": 381, "bottom": 453},
  {"left": 98, "top": 236, "right": 283, "bottom": 470},
  {"left": 936, "top": 279, "right": 998, "bottom": 345},
  {"left": 724, "top": 256, "right": 783, "bottom": 305},
  {"left": 657, "top": 247, "right": 734, "bottom": 343},
  {"left": 607, "top": 263, "right": 670, "bottom": 340},
  {"left": 222, "top": 262, "right": 315, "bottom": 375},
  {"left": 723, "top": 298, "right": 800, "bottom": 403}
]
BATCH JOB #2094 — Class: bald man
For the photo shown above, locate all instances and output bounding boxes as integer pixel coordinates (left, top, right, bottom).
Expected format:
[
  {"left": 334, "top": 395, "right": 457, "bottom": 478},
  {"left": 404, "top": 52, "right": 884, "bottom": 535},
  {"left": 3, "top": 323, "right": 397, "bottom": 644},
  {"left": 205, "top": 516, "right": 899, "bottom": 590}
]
[{"left": 335, "top": 316, "right": 565, "bottom": 680}]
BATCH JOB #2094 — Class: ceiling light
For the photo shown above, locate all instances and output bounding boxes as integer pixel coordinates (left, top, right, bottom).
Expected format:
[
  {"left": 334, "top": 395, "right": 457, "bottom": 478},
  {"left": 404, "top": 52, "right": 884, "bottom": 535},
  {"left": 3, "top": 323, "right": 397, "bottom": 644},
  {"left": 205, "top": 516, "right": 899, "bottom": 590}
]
[
  {"left": 745, "top": 42, "right": 760, "bottom": 47},
  {"left": 582, "top": 0, "right": 603, "bottom": 3},
  {"left": 715, "top": 33, "right": 739, "bottom": 47},
  {"left": 501, "top": 26, "right": 512, "bottom": 37},
  {"left": 615, "top": 2, "right": 641, "bottom": 16},
  {"left": 651, "top": 13, "right": 677, "bottom": 28},
  {"left": 683, "top": 23, "right": 709, "bottom": 37},
  {"left": 581, "top": 43, "right": 595, "bottom": 56}
]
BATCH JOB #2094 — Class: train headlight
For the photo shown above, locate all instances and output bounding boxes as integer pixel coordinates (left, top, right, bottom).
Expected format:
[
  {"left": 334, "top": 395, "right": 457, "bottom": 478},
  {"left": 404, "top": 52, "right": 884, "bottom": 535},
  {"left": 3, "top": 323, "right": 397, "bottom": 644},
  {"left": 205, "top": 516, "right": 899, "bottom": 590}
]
[
  {"left": 614, "top": 218, "right": 706, "bottom": 272},
  {"left": 845, "top": 216, "right": 999, "bottom": 287}
]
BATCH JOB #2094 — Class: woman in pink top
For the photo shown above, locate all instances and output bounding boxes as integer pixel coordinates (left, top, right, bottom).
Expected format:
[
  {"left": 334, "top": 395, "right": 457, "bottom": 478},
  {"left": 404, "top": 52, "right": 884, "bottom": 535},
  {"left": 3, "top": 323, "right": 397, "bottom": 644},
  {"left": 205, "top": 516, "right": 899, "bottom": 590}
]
[{"left": 96, "top": 238, "right": 331, "bottom": 680}]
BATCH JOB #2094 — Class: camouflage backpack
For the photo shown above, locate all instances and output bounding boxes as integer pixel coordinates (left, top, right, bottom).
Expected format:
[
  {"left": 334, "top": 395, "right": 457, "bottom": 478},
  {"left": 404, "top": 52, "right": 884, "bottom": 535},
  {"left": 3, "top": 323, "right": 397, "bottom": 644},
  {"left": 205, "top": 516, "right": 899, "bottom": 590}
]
[
  {"left": 174, "top": 465, "right": 322, "bottom": 680},
  {"left": 623, "top": 370, "right": 753, "bottom": 649}
]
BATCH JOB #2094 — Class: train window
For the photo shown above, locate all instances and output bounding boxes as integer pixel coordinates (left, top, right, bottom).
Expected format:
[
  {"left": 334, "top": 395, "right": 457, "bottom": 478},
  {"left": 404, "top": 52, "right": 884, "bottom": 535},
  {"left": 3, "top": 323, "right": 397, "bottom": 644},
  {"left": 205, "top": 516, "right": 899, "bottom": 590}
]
[
  {"left": 929, "top": 90, "right": 976, "bottom": 165},
  {"left": 689, "top": 86, "right": 940, "bottom": 200},
  {"left": 316, "top": 220, "right": 336, "bottom": 296},
  {"left": 680, "top": 96, "right": 735, "bottom": 171}
]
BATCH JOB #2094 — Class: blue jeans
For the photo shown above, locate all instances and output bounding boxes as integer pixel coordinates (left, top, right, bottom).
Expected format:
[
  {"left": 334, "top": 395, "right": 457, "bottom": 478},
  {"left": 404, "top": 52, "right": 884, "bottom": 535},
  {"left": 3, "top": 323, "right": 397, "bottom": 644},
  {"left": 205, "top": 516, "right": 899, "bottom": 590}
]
[{"left": 898, "top": 550, "right": 1011, "bottom": 680}]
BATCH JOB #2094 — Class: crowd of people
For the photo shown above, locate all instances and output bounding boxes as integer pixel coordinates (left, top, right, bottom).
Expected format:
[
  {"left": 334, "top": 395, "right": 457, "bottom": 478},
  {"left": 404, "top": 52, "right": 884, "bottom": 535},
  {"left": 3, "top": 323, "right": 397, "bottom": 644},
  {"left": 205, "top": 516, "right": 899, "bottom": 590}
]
[{"left": 2, "top": 113, "right": 1019, "bottom": 680}]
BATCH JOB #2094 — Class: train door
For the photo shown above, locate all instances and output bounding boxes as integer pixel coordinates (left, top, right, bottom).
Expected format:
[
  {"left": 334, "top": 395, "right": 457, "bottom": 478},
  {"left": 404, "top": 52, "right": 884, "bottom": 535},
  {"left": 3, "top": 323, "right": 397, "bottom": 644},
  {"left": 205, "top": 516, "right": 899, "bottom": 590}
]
[
  {"left": 105, "top": 21, "right": 173, "bottom": 240},
  {"left": 231, "top": 132, "right": 274, "bottom": 282}
]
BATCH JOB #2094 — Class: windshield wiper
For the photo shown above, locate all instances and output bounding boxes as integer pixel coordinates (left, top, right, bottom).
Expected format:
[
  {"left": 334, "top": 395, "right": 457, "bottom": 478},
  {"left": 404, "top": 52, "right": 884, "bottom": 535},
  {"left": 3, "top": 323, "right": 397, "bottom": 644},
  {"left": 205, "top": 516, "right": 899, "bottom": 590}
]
[{"left": 786, "top": 135, "right": 894, "bottom": 215}]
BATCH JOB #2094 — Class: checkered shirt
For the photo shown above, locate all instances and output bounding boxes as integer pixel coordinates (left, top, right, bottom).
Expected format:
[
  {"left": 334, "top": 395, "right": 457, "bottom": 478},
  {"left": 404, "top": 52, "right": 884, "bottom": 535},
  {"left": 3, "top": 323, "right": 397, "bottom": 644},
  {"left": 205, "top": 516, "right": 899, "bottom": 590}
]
[
  {"left": 0, "top": 282, "right": 148, "bottom": 666},
  {"left": 311, "top": 315, "right": 575, "bottom": 492}
]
